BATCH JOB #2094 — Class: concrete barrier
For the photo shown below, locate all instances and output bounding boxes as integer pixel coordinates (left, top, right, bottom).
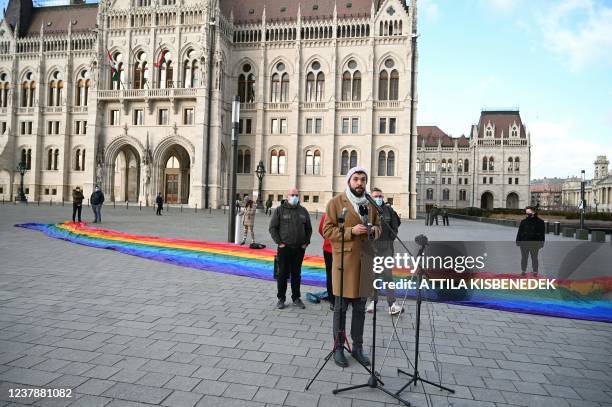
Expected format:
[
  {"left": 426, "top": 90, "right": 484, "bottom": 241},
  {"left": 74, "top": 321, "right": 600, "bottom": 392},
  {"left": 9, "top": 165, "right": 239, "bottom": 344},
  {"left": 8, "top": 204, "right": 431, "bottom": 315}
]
[
  {"left": 562, "top": 227, "right": 576, "bottom": 238},
  {"left": 544, "top": 221, "right": 549, "bottom": 233},
  {"left": 575, "top": 229, "right": 589, "bottom": 240},
  {"left": 591, "top": 230, "right": 606, "bottom": 242},
  {"left": 554, "top": 222, "right": 561, "bottom": 235}
]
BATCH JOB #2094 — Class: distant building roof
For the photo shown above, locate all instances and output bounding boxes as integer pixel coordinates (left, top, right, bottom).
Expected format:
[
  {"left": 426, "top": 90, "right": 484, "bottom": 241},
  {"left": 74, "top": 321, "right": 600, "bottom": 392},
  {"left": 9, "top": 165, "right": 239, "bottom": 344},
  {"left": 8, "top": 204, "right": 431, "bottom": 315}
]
[
  {"left": 477, "top": 110, "right": 526, "bottom": 139},
  {"left": 25, "top": 3, "right": 98, "bottom": 35},
  {"left": 417, "top": 126, "right": 469, "bottom": 148}
]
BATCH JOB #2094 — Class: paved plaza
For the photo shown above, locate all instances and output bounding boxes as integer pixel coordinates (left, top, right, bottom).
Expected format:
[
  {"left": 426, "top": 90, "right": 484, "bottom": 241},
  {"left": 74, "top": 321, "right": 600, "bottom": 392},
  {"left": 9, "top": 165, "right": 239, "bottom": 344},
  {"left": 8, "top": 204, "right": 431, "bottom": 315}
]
[{"left": 0, "top": 204, "right": 611, "bottom": 407}]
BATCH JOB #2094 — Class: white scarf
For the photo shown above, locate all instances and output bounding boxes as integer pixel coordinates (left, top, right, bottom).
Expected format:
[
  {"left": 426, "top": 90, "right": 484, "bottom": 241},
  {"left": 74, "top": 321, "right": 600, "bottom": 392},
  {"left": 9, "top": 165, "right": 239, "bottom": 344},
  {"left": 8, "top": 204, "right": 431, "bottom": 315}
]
[{"left": 345, "top": 166, "right": 370, "bottom": 222}]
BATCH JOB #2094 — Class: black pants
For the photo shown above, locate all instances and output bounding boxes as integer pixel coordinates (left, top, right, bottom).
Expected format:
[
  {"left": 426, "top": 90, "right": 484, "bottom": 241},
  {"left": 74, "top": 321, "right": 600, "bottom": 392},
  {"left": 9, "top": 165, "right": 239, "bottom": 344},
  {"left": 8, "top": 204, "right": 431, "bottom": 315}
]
[
  {"left": 520, "top": 245, "right": 540, "bottom": 273},
  {"left": 430, "top": 215, "right": 438, "bottom": 225},
  {"left": 276, "top": 246, "right": 306, "bottom": 302},
  {"left": 156, "top": 204, "right": 163, "bottom": 215},
  {"left": 72, "top": 204, "right": 82, "bottom": 222},
  {"left": 323, "top": 251, "right": 334, "bottom": 305},
  {"left": 333, "top": 297, "right": 366, "bottom": 348},
  {"left": 443, "top": 215, "right": 449, "bottom": 226}
]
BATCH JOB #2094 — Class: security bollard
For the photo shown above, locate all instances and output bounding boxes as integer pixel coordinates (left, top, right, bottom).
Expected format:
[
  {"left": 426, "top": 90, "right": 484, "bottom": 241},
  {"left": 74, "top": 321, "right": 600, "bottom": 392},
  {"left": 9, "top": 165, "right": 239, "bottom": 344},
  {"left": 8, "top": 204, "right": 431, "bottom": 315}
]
[
  {"left": 180, "top": 204, "right": 183, "bottom": 213},
  {"left": 37, "top": 200, "right": 40, "bottom": 206},
  {"left": 562, "top": 227, "right": 576, "bottom": 238},
  {"left": 195, "top": 203, "right": 197, "bottom": 213},
  {"left": 50, "top": 199, "right": 52, "bottom": 206},
  {"left": 209, "top": 207, "right": 212, "bottom": 214},
  {"left": 575, "top": 229, "right": 589, "bottom": 240},
  {"left": 544, "top": 221, "right": 549, "bottom": 234},
  {"left": 591, "top": 230, "right": 605, "bottom": 242},
  {"left": 126, "top": 202, "right": 129, "bottom": 210},
  {"left": 553, "top": 221, "right": 561, "bottom": 235},
  {"left": 139, "top": 202, "right": 142, "bottom": 211}
]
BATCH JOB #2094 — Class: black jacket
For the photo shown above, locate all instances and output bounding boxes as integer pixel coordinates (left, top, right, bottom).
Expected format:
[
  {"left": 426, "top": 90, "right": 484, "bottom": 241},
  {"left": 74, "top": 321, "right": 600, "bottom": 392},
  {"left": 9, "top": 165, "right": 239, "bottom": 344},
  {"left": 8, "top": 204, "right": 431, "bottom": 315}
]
[
  {"left": 72, "top": 190, "right": 84, "bottom": 205},
  {"left": 516, "top": 215, "right": 545, "bottom": 247},
  {"left": 156, "top": 196, "right": 164, "bottom": 205},
  {"left": 269, "top": 201, "right": 313, "bottom": 247},
  {"left": 90, "top": 190, "right": 105, "bottom": 205},
  {"left": 375, "top": 204, "right": 401, "bottom": 254}
]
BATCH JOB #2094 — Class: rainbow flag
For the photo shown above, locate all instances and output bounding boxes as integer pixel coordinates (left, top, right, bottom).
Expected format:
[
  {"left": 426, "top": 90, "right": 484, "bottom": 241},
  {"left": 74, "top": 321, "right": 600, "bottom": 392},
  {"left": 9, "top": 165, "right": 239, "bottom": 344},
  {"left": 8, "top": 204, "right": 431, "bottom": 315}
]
[{"left": 15, "top": 222, "right": 612, "bottom": 323}]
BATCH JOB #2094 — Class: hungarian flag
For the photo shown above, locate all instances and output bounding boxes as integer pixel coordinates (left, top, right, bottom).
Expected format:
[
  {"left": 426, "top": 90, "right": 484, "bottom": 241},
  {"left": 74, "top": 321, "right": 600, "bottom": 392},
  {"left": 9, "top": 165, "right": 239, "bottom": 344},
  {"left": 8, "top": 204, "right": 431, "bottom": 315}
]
[
  {"left": 154, "top": 49, "right": 169, "bottom": 68},
  {"left": 107, "top": 49, "right": 119, "bottom": 81}
]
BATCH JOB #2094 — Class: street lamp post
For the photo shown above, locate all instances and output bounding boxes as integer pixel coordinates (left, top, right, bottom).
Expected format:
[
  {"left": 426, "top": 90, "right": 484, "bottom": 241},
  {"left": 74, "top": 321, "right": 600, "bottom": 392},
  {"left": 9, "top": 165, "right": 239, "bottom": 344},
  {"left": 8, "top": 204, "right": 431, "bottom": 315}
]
[
  {"left": 255, "top": 161, "right": 266, "bottom": 210},
  {"left": 16, "top": 161, "right": 27, "bottom": 202},
  {"left": 580, "top": 170, "right": 585, "bottom": 230},
  {"left": 594, "top": 197, "right": 598, "bottom": 213},
  {"left": 228, "top": 96, "right": 240, "bottom": 243}
]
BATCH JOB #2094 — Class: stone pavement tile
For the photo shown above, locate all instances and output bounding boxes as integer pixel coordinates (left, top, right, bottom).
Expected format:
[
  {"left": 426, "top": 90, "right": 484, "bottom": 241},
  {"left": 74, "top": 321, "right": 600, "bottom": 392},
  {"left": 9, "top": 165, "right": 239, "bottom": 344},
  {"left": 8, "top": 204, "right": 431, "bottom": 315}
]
[
  {"left": 542, "top": 384, "right": 582, "bottom": 400},
  {"left": 251, "top": 388, "right": 288, "bottom": 405},
  {"left": 45, "top": 374, "right": 89, "bottom": 389},
  {"left": 489, "top": 367, "right": 521, "bottom": 381},
  {"left": 275, "top": 377, "right": 309, "bottom": 391},
  {"left": 67, "top": 395, "right": 112, "bottom": 407},
  {"left": 191, "top": 367, "right": 226, "bottom": 381},
  {"left": 8, "top": 356, "right": 48, "bottom": 369},
  {"left": 161, "top": 391, "right": 203, "bottom": 407},
  {"left": 135, "top": 372, "right": 174, "bottom": 387},
  {"left": 107, "top": 369, "right": 147, "bottom": 384},
  {"left": 483, "top": 377, "right": 517, "bottom": 392},
  {"left": 572, "top": 388, "right": 612, "bottom": 404},
  {"left": 32, "top": 396, "right": 74, "bottom": 407},
  {"left": 283, "top": 391, "right": 320, "bottom": 407},
  {"left": 81, "top": 365, "right": 121, "bottom": 380},
  {"left": 85, "top": 355, "right": 123, "bottom": 367},
  {"left": 55, "top": 363, "right": 95, "bottom": 377},
  {"left": 517, "top": 371, "right": 552, "bottom": 384},
  {"left": 74, "top": 379, "right": 116, "bottom": 396},
  {"left": 218, "top": 370, "right": 279, "bottom": 388},
  {"left": 0, "top": 368, "right": 61, "bottom": 387},
  {"left": 195, "top": 395, "right": 265, "bottom": 407},
  {"left": 163, "top": 376, "right": 201, "bottom": 392},
  {"left": 222, "top": 383, "right": 258, "bottom": 401},
  {"left": 191, "top": 379, "right": 229, "bottom": 396},
  {"left": 110, "top": 357, "right": 149, "bottom": 371},
  {"left": 140, "top": 359, "right": 198, "bottom": 377},
  {"left": 267, "top": 363, "right": 298, "bottom": 377},
  {"left": 470, "top": 387, "right": 506, "bottom": 403},
  {"left": 317, "top": 394, "right": 352, "bottom": 407},
  {"left": 453, "top": 374, "right": 486, "bottom": 388},
  {"left": 43, "top": 349, "right": 99, "bottom": 364},
  {"left": 513, "top": 381, "right": 550, "bottom": 395},
  {"left": 216, "top": 358, "right": 271, "bottom": 374},
  {"left": 102, "top": 382, "right": 172, "bottom": 404},
  {"left": 567, "top": 401, "right": 606, "bottom": 407},
  {"left": 545, "top": 374, "right": 610, "bottom": 391}
]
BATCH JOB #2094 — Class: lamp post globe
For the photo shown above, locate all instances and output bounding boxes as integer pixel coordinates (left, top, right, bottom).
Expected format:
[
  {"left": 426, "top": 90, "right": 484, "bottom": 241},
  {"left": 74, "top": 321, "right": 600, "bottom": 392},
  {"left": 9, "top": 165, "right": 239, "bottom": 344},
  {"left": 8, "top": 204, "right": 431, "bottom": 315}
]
[{"left": 255, "top": 160, "right": 265, "bottom": 210}]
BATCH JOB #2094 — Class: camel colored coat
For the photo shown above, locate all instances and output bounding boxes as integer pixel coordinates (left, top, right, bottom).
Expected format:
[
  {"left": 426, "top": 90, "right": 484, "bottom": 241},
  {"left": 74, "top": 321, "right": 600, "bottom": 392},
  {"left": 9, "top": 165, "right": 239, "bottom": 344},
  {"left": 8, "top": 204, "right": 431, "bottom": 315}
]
[{"left": 323, "top": 192, "right": 381, "bottom": 299}]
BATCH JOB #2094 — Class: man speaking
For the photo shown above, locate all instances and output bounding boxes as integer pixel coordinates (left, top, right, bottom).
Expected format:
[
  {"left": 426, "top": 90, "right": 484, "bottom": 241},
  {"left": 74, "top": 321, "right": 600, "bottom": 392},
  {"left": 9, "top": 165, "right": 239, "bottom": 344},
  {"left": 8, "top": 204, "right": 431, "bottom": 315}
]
[{"left": 323, "top": 167, "right": 381, "bottom": 367}]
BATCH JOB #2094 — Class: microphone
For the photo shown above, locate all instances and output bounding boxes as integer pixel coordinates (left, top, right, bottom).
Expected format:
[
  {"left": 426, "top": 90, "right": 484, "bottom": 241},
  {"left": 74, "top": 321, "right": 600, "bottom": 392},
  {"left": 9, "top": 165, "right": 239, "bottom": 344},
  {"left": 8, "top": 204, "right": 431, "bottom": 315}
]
[
  {"left": 364, "top": 193, "right": 384, "bottom": 215},
  {"left": 414, "top": 234, "right": 429, "bottom": 247},
  {"left": 338, "top": 207, "right": 348, "bottom": 224},
  {"left": 359, "top": 204, "right": 373, "bottom": 241}
]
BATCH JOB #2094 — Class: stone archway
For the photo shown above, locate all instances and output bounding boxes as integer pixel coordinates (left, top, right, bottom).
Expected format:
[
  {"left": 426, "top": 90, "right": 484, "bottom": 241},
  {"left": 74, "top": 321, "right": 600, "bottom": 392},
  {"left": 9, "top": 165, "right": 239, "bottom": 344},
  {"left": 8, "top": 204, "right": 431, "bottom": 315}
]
[
  {"left": 506, "top": 192, "right": 519, "bottom": 209},
  {"left": 157, "top": 144, "right": 191, "bottom": 204},
  {"left": 481, "top": 192, "right": 494, "bottom": 210},
  {"left": 112, "top": 145, "right": 141, "bottom": 202}
]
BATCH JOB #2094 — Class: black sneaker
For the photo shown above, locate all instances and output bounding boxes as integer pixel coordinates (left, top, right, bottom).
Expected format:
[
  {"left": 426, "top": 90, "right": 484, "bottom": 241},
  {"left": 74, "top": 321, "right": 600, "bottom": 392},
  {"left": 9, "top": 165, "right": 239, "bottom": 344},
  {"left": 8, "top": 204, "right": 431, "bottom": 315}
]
[
  {"left": 276, "top": 300, "right": 285, "bottom": 309},
  {"left": 351, "top": 346, "right": 371, "bottom": 366},
  {"left": 293, "top": 299, "right": 306, "bottom": 309},
  {"left": 334, "top": 348, "right": 348, "bottom": 367}
]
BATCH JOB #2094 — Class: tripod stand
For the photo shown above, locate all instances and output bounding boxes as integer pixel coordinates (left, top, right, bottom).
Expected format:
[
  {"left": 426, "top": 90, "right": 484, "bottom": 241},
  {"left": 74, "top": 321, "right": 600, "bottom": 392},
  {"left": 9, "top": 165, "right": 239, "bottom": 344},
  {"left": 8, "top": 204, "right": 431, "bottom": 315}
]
[
  {"left": 396, "top": 238, "right": 455, "bottom": 396},
  {"left": 305, "top": 209, "right": 375, "bottom": 391}
]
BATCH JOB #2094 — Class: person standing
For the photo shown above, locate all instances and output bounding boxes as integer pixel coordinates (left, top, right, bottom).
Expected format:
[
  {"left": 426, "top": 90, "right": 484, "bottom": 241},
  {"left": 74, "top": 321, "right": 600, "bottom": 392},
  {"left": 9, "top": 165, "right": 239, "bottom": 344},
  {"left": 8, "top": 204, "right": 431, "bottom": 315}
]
[
  {"left": 516, "top": 206, "right": 545, "bottom": 276},
  {"left": 366, "top": 187, "right": 402, "bottom": 315},
  {"left": 269, "top": 188, "right": 312, "bottom": 310},
  {"left": 442, "top": 206, "right": 449, "bottom": 226},
  {"left": 90, "top": 186, "right": 105, "bottom": 223},
  {"left": 240, "top": 200, "right": 256, "bottom": 245},
  {"left": 72, "top": 187, "right": 84, "bottom": 222},
  {"left": 156, "top": 193, "right": 164, "bottom": 215},
  {"left": 323, "top": 166, "right": 381, "bottom": 368},
  {"left": 265, "top": 197, "right": 273, "bottom": 216},
  {"left": 430, "top": 205, "right": 439, "bottom": 226},
  {"left": 318, "top": 212, "right": 334, "bottom": 310}
]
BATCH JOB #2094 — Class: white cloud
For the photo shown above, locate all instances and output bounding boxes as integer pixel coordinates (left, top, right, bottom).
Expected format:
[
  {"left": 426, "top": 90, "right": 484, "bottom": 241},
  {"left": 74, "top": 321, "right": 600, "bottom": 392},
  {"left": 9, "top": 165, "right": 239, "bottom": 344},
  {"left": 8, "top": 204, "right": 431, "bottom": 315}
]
[
  {"left": 538, "top": 0, "right": 612, "bottom": 71},
  {"left": 529, "top": 120, "right": 608, "bottom": 179}
]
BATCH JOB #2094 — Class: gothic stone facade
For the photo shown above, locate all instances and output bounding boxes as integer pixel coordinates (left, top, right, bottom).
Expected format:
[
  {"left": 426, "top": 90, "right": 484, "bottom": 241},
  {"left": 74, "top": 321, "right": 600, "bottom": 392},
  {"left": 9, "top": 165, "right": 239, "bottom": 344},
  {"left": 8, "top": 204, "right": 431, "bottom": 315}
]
[
  {"left": 0, "top": 0, "right": 419, "bottom": 216},
  {"left": 416, "top": 111, "right": 531, "bottom": 212}
]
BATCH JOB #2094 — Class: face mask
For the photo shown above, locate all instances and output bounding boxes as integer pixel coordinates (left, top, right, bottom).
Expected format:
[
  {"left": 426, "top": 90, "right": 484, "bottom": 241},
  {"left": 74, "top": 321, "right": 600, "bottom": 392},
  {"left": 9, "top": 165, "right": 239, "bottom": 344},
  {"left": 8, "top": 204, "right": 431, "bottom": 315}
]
[
  {"left": 374, "top": 197, "right": 384, "bottom": 206},
  {"left": 527, "top": 213, "right": 534, "bottom": 218},
  {"left": 288, "top": 196, "right": 299, "bottom": 206}
]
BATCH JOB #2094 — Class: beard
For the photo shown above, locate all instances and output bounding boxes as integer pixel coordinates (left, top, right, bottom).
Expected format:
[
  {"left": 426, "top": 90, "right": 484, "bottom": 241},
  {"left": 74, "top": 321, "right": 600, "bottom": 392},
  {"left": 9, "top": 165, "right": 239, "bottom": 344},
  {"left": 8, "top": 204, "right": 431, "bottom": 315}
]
[{"left": 350, "top": 186, "right": 365, "bottom": 197}]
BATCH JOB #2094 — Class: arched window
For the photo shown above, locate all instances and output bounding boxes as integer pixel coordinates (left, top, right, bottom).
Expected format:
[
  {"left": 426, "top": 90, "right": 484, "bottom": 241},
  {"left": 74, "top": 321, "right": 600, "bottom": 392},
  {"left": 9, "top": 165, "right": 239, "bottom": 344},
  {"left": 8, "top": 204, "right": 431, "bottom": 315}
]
[
  {"left": 75, "top": 149, "right": 81, "bottom": 171},
  {"left": 431, "top": 159, "right": 436, "bottom": 172},
  {"left": 281, "top": 73, "right": 289, "bottom": 102},
  {"left": 514, "top": 157, "right": 520, "bottom": 171},
  {"left": 0, "top": 73, "right": 9, "bottom": 107},
  {"left": 47, "top": 149, "right": 53, "bottom": 170},
  {"left": 269, "top": 149, "right": 286, "bottom": 174},
  {"left": 379, "top": 59, "right": 399, "bottom": 101},
  {"left": 341, "top": 71, "right": 351, "bottom": 101},
  {"left": 109, "top": 52, "right": 124, "bottom": 90},
  {"left": 425, "top": 160, "right": 430, "bottom": 172},
  {"left": 341, "top": 60, "right": 361, "bottom": 101},
  {"left": 21, "top": 149, "right": 26, "bottom": 166},
  {"left": 350, "top": 150, "right": 358, "bottom": 168},
  {"left": 271, "top": 73, "right": 280, "bottom": 102},
  {"left": 75, "top": 70, "right": 91, "bottom": 106},
  {"left": 133, "top": 51, "right": 148, "bottom": 89},
  {"left": 387, "top": 151, "right": 395, "bottom": 176},
  {"left": 482, "top": 156, "right": 488, "bottom": 171},
  {"left": 378, "top": 151, "right": 386, "bottom": 176},
  {"left": 457, "top": 159, "right": 463, "bottom": 173},
  {"left": 426, "top": 188, "right": 434, "bottom": 200},
  {"left": 183, "top": 49, "right": 199, "bottom": 88},
  {"left": 488, "top": 156, "right": 494, "bottom": 171},
  {"left": 447, "top": 159, "right": 452, "bottom": 172},
  {"left": 441, "top": 159, "right": 447, "bottom": 172},
  {"left": 54, "top": 149, "right": 59, "bottom": 170},
  {"left": 306, "top": 61, "right": 324, "bottom": 102},
  {"left": 305, "top": 149, "right": 321, "bottom": 175},
  {"left": 352, "top": 71, "right": 361, "bottom": 101},
  {"left": 81, "top": 149, "right": 86, "bottom": 171},
  {"left": 159, "top": 58, "right": 173, "bottom": 89},
  {"left": 508, "top": 157, "right": 513, "bottom": 171},
  {"left": 416, "top": 158, "right": 421, "bottom": 172},
  {"left": 315, "top": 72, "right": 324, "bottom": 101},
  {"left": 238, "top": 64, "right": 256, "bottom": 102},
  {"left": 442, "top": 189, "right": 450, "bottom": 200},
  {"left": 464, "top": 159, "right": 469, "bottom": 172},
  {"left": 341, "top": 150, "right": 349, "bottom": 175},
  {"left": 243, "top": 149, "right": 251, "bottom": 173},
  {"left": 21, "top": 72, "right": 36, "bottom": 107},
  {"left": 305, "top": 72, "right": 315, "bottom": 102},
  {"left": 237, "top": 150, "right": 244, "bottom": 174}
]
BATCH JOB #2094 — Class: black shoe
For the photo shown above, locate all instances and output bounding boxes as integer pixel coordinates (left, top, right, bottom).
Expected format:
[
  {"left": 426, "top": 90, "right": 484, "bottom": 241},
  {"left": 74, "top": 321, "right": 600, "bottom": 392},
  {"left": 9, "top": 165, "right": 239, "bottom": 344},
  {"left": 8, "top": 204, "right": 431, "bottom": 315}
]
[
  {"left": 329, "top": 303, "right": 335, "bottom": 311},
  {"left": 521, "top": 271, "right": 526, "bottom": 276},
  {"left": 351, "top": 347, "right": 371, "bottom": 366},
  {"left": 334, "top": 348, "right": 348, "bottom": 367},
  {"left": 276, "top": 300, "right": 285, "bottom": 309},
  {"left": 293, "top": 299, "right": 305, "bottom": 309}
]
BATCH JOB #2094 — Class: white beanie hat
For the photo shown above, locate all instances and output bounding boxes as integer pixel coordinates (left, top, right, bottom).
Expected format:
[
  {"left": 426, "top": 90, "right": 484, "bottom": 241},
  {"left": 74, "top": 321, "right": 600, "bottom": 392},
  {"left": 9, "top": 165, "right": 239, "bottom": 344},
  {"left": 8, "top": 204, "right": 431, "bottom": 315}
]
[{"left": 346, "top": 166, "right": 368, "bottom": 185}]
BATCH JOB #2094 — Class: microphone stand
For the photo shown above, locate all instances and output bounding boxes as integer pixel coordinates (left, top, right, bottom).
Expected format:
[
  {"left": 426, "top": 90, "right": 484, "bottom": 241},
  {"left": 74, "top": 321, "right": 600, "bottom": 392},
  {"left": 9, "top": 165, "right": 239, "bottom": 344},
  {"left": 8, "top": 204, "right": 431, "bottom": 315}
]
[
  {"left": 395, "top": 240, "right": 455, "bottom": 395},
  {"left": 305, "top": 210, "right": 375, "bottom": 391},
  {"left": 332, "top": 203, "right": 411, "bottom": 406}
]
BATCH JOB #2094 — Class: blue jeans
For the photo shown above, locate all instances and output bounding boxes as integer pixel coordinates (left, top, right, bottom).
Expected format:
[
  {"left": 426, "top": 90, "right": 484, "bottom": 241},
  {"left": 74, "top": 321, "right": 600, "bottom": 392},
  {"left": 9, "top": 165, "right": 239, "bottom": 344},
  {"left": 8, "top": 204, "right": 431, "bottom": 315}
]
[{"left": 92, "top": 204, "right": 102, "bottom": 222}]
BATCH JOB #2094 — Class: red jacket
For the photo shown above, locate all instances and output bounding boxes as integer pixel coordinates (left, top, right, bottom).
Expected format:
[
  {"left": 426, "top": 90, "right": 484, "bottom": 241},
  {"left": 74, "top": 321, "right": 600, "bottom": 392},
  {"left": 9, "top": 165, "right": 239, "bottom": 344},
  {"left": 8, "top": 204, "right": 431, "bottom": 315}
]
[{"left": 319, "top": 213, "right": 332, "bottom": 253}]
